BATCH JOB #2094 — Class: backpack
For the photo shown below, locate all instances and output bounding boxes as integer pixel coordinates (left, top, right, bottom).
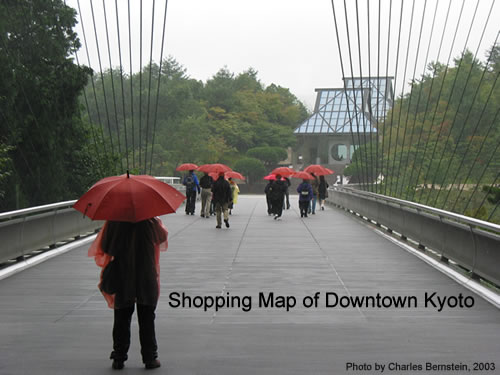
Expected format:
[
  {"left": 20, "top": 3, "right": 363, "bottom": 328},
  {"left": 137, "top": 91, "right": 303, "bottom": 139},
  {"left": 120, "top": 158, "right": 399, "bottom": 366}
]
[
  {"left": 185, "top": 175, "right": 195, "bottom": 190},
  {"left": 300, "top": 184, "right": 310, "bottom": 196}
]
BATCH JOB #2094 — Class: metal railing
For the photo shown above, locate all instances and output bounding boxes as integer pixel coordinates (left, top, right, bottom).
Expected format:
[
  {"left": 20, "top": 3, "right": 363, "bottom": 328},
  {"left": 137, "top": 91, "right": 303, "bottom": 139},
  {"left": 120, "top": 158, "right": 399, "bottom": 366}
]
[
  {"left": 0, "top": 201, "right": 102, "bottom": 264},
  {"left": 327, "top": 186, "right": 500, "bottom": 286},
  {"left": 0, "top": 177, "right": 184, "bottom": 265}
]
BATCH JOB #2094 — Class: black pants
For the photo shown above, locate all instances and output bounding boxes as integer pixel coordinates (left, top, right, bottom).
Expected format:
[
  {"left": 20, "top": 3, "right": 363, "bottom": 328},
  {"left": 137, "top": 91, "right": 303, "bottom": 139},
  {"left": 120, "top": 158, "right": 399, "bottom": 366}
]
[
  {"left": 185, "top": 190, "right": 197, "bottom": 214},
  {"left": 111, "top": 304, "right": 158, "bottom": 363},
  {"left": 271, "top": 198, "right": 284, "bottom": 217},
  {"left": 299, "top": 200, "right": 309, "bottom": 217}
]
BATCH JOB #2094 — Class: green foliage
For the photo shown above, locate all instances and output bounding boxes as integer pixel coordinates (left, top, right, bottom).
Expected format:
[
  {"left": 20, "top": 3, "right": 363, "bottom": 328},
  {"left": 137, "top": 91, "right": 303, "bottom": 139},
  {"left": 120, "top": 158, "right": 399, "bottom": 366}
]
[
  {"left": 233, "top": 157, "right": 266, "bottom": 184},
  {"left": 345, "top": 44, "right": 500, "bottom": 222},
  {"left": 0, "top": 144, "right": 13, "bottom": 199},
  {"left": 246, "top": 146, "right": 288, "bottom": 166},
  {"left": 82, "top": 57, "right": 308, "bottom": 177},
  {"left": 0, "top": 0, "right": 100, "bottom": 211}
]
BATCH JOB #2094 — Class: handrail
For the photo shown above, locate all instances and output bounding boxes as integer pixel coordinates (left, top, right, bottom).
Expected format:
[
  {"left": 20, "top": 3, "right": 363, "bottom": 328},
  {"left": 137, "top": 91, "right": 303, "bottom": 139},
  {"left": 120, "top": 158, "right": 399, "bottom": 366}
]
[
  {"left": 334, "top": 186, "right": 500, "bottom": 234},
  {"left": 328, "top": 186, "right": 500, "bottom": 286},
  {"left": 0, "top": 200, "right": 77, "bottom": 221},
  {"left": 0, "top": 177, "right": 183, "bottom": 265}
]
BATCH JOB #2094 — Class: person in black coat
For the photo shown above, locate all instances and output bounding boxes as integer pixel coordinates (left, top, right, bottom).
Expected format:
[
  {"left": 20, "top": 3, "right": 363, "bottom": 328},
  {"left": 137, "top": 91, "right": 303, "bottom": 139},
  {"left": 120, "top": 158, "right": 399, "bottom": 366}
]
[
  {"left": 211, "top": 172, "right": 232, "bottom": 228},
  {"left": 318, "top": 175, "right": 329, "bottom": 211},
  {"left": 269, "top": 175, "right": 287, "bottom": 220},
  {"left": 264, "top": 180, "right": 273, "bottom": 215}
]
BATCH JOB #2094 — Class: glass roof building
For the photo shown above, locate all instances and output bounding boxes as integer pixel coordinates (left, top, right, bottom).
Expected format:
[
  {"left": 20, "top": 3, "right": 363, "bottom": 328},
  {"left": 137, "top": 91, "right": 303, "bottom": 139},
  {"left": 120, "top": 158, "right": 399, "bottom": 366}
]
[{"left": 293, "top": 77, "right": 393, "bottom": 175}]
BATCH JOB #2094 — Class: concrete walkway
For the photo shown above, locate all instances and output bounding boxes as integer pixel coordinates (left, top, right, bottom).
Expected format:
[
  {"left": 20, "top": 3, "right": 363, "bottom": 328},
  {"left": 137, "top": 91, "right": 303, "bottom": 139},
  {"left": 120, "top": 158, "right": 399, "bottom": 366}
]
[{"left": 0, "top": 195, "right": 499, "bottom": 374}]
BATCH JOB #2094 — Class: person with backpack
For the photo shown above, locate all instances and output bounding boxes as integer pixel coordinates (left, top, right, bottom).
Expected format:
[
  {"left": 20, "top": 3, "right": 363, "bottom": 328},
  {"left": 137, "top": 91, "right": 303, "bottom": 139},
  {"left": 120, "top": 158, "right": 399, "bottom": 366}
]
[
  {"left": 182, "top": 170, "right": 200, "bottom": 215},
  {"left": 198, "top": 172, "right": 213, "bottom": 218},
  {"left": 297, "top": 179, "right": 313, "bottom": 218},
  {"left": 269, "top": 174, "right": 287, "bottom": 220}
]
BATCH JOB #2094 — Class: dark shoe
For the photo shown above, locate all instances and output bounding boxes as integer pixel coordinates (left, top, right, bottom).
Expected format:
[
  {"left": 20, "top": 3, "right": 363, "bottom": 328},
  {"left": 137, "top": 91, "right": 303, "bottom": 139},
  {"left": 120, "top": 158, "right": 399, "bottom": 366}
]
[
  {"left": 321, "top": 206, "right": 325, "bottom": 211},
  {"left": 145, "top": 359, "right": 161, "bottom": 369},
  {"left": 312, "top": 212, "right": 315, "bottom": 215},
  {"left": 201, "top": 214, "right": 205, "bottom": 218},
  {"left": 216, "top": 225, "right": 221, "bottom": 229},
  {"left": 224, "top": 220, "right": 230, "bottom": 228},
  {"left": 112, "top": 360, "right": 124, "bottom": 370}
]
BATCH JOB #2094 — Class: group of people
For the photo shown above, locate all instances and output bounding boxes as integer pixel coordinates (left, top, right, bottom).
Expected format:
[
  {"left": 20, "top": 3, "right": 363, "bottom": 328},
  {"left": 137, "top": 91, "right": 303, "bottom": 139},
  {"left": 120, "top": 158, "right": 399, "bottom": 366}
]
[
  {"left": 89, "top": 170, "right": 330, "bottom": 371},
  {"left": 182, "top": 170, "right": 240, "bottom": 229},
  {"left": 265, "top": 173, "right": 329, "bottom": 219}
]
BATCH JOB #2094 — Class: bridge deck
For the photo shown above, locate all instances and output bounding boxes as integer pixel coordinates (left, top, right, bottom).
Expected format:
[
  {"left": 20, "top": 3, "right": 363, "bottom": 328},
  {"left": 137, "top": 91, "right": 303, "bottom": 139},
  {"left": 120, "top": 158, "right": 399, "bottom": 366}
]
[{"left": 1, "top": 196, "right": 499, "bottom": 374}]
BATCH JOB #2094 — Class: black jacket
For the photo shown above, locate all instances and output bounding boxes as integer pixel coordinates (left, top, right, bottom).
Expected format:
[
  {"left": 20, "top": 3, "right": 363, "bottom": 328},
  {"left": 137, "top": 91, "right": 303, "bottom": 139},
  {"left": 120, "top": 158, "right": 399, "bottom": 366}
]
[
  {"left": 269, "top": 179, "right": 286, "bottom": 201},
  {"left": 211, "top": 176, "right": 232, "bottom": 204},
  {"left": 199, "top": 174, "right": 213, "bottom": 189}
]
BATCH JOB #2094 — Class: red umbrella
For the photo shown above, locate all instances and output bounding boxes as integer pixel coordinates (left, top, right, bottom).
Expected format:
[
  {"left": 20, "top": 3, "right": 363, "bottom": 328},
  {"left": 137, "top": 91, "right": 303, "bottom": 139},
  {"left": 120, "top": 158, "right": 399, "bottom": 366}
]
[
  {"left": 304, "top": 165, "right": 332, "bottom": 176},
  {"left": 263, "top": 174, "right": 277, "bottom": 181},
  {"left": 209, "top": 172, "right": 219, "bottom": 180},
  {"left": 225, "top": 171, "right": 245, "bottom": 180},
  {"left": 291, "top": 171, "right": 314, "bottom": 180},
  {"left": 73, "top": 173, "right": 186, "bottom": 222},
  {"left": 324, "top": 167, "right": 335, "bottom": 174},
  {"left": 176, "top": 163, "right": 198, "bottom": 171},
  {"left": 197, "top": 163, "right": 232, "bottom": 174},
  {"left": 270, "top": 167, "right": 295, "bottom": 177}
]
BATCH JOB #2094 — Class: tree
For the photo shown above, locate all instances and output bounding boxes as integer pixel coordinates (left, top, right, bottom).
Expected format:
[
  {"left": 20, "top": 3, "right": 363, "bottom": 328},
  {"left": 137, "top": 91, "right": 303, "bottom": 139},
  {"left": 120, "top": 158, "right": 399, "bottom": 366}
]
[
  {"left": 246, "top": 146, "right": 288, "bottom": 167},
  {"left": 0, "top": 0, "right": 96, "bottom": 211},
  {"left": 233, "top": 157, "right": 266, "bottom": 184}
]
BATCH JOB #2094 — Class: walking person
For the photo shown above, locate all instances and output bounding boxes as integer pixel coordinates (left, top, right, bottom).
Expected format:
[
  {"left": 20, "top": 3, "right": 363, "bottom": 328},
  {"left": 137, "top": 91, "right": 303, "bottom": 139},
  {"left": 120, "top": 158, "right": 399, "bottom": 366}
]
[
  {"left": 183, "top": 170, "right": 200, "bottom": 215},
  {"left": 199, "top": 172, "right": 213, "bottom": 218},
  {"left": 88, "top": 218, "right": 168, "bottom": 370},
  {"left": 284, "top": 176, "right": 291, "bottom": 210},
  {"left": 212, "top": 172, "right": 232, "bottom": 228},
  {"left": 297, "top": 179, "right": 313, "bottom": 218},
  {"left": 308, "top": 173, "right": 319, "bottom": 215},
  {"left": 269, "top": 174, "right": 287, "bottom": 220},
  {"left": 264, "top": 180, "right": 273, "bottom": 215},
  {"left": 318, "top": 175, "right": 329, "bottom": 211},
  {"left": 228, "top": 177, "right": 240, "bottom": 215}
]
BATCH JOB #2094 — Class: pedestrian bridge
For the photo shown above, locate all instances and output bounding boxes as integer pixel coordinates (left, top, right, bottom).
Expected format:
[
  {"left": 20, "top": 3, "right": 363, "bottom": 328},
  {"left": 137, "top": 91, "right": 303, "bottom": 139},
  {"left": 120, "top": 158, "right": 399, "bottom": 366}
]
[{"left": 1, "top": 195, "right": 499, "bottom": 374}]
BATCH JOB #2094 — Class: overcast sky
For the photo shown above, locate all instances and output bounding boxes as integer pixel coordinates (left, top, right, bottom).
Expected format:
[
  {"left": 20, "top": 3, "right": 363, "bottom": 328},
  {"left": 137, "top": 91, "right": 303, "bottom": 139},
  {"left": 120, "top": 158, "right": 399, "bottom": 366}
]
[{"left": 67, "top": 0, "right": 499, "bottom": 110}]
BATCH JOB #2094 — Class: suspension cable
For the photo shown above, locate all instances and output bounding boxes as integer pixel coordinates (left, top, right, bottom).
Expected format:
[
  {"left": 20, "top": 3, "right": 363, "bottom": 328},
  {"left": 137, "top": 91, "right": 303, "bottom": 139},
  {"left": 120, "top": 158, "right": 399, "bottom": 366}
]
[
  {"left": 76, "top": 0, "right": 108, "bottom": 159},
  {"left": 455, "top": 97, "right": 500, "bottom": 212},
  {"left": 375, "top": 0, "right": 381, "bottom": 193},
  {"left": 408, "top": 0, "right": 449, "bottom": 202},
  {"left": 395, "top": 0, "right": 428, "bottom": 198},
  {"left": 379, "top": 0, "right": 393, "bottom": 195},
  {"left": 384, "top": 0, "right": 405, "bottom": 196},
  {"left": 89, "top": 0, "right": 117, "bottom": 173},
  {"left": 343, "top": 0, "right": 367, "bottom": 190},
  {"left": 429, "top": 2, "right": 492, "bottom": 207},
  {"left": 102, "top": 0, "right": 124, "bottom": 173},
  {"left": 138, "top": 0, "right": 143, "bottom": 170},
  {"left": 354, "top": 0, "right": 370, "bottom": 191},
  {"left": 441, "top": 33, "right": 499, "bottom": 210},
  {"left": 127, "top": 0, "right": 136, "bottom": 170},
  {"left": 330, "top": 0, "right": 362, "bottom": 189},
  {"left": 143, "top": 0, "right": 157, "bottom": 174},
  {"left": 414, "top": 0, "right": 464, "bottom": 203},
  {"left": 114, "top": 0, "right": 130, "bottom": 173},
  {"left": 149, "top": 0, "right": 170, "bottom": 175},
  {"left": 389, "top": 0, "right": 416, "bottom": 196}
]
